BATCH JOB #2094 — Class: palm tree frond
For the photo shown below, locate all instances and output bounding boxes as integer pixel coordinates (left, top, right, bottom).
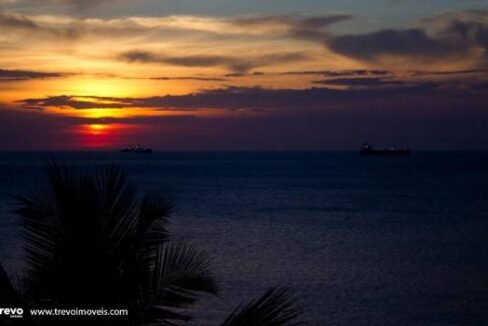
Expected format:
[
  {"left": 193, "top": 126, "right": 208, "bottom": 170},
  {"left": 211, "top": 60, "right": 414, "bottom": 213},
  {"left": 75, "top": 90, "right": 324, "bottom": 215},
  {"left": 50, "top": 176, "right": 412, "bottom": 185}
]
[
  {"left": 154, "top": 242, "right": 217, "bottom": 300},
  {"left": 137, "top": 193, "right": 174, "bottom": 246},
  {"left": 143, "top": 242, "right": 217, "bottom": 323},
  {"left": 94, "top": 164, "right": 139, "bottom": 249},
  {"left": 6, "top": 162, "right": 303, "bottom": 326},
  {"left": 220, "top": 288, "right": 303, "bottom": 326},
  {"left": 12, "top": 189, "right": 58, "bottom": 284}
]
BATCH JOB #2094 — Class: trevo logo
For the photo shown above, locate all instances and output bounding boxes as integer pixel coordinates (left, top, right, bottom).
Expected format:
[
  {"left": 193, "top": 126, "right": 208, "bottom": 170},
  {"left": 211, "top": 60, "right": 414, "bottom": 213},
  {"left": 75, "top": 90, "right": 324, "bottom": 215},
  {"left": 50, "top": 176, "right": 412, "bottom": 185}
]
[{"left": 0, "top": 307, "right": 24, "bottom": 319}]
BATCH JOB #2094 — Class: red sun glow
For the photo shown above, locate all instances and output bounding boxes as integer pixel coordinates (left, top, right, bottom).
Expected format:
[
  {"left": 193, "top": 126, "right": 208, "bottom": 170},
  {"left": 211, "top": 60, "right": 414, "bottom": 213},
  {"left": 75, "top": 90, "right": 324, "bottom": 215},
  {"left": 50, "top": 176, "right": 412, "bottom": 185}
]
[{"left": 73, "top": 123, "right": 128, "bottom": 149}]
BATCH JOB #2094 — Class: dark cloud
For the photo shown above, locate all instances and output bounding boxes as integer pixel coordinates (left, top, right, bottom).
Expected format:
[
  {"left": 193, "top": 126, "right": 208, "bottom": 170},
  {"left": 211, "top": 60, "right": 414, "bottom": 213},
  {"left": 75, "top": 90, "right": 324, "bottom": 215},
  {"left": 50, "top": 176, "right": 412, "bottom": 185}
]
[
  {"left": 18, "top": 83, "right": 457, "bottom": 111},
  {"left": 1, "top": 0, "right": 116, "bottom": 10},
  {"left": 20, "top": 95, "right": 131, "bottom": 110},
  {"left": 281, "top": 69, "right": 391, "bottom": 77},
  {"left": 57, "top": 0, "right": 115, "bottom": 9},
  {"left": 3, "top": 10, "right": 487, "bottom": 69},
  {"left": 313, "top": 77, "right": 406, "bottom": 87},
  {"left": 410, "top": 68, "right": 488, "bottom": 76},
  {"left": 0, "top": 11, "right": 82, "bottom": 38},
  {"left": 229, "top": 14, "right": 351, "bottom": 30},
  {"left": 148, "top": 76, "right": 229, "bottom": 82},
  {"left": 228, "top": 11, "right": 487, "bottom": 66},
  {"left": 118, "top": 50, "right": 309, "bottom": 73},
  {"left": 0, "top": 11, "right": 38, "bottom": 30},
  {"left": 279, "top": 68, "right": 488, "bottom": 78},
  {"left": 7, "top": 82, "right": 488, "bottom": 150},
  {"left": 120, "top": 51, "right": 252, "bottom": 72},
  {"left": 324, "top": 11, "right": 488, "bottom": 63},
  {"left": 224, "top": 71, "right": 265, "bottom": 77},
  {"left": 0, "top": 11, "right": 351, "bottom": 43},
  {"left": 228, "top": 14, "right": 351, "bottom": 41},
  {"left": 0, "top": 68, "right": 67, "bottom": 81},
  {"left": 0, "top": 10, "right": 154, "bottom": 40},
  {"left": 325, "top": 70, "right": 390, "bottom": 77},
  {"left": 327, "top": 28, "right": 458, "bottom": 61},
  {"left": 124, "top": 75, "right": 229, "bottom": 81},
  {"left": 223, "top": 14, "right": 352, "bottom": 43}
]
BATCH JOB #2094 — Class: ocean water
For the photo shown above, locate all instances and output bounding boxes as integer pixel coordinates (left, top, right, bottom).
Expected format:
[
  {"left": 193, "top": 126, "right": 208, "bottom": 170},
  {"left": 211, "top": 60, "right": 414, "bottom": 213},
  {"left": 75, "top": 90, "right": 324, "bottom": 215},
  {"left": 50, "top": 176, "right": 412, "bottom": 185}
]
[{"left": 0, "top": 151, "right": 487, "bottom": 325}]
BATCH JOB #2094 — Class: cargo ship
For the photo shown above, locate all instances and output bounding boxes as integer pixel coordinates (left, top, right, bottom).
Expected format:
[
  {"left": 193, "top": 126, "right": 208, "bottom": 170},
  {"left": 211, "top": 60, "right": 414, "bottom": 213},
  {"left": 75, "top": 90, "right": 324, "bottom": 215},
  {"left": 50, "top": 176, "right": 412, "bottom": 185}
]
[
  {"left": 360, "top": 143, "right": 411, "bottom": 156},
  {"left": 120, "top": 144, "right": 153, "bottom": 154}
]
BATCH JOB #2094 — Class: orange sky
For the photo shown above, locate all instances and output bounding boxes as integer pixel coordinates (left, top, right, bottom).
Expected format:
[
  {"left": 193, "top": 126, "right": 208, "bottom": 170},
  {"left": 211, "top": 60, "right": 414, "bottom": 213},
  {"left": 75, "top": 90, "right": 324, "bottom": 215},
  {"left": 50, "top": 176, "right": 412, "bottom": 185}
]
[{"left": 1, "top": 2, "right": 488, "bottom": 150}]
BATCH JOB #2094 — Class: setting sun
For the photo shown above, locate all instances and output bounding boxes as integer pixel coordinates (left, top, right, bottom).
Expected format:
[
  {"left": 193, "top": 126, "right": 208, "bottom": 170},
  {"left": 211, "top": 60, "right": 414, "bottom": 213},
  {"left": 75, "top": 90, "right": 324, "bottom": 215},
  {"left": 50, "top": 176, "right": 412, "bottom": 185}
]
[
  {"left": 87, "top": 123, "right": 109, "bottom": 135},
  {"left": 1, "top": 1, "right": 488, "bottom": 325}
]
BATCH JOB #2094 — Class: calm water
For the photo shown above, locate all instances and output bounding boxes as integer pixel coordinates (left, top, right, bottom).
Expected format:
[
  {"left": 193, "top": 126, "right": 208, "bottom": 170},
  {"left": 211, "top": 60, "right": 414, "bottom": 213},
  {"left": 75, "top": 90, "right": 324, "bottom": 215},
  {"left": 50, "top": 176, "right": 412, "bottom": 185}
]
[{"left": 1, "top": 151, "right": 488, "bottom": 325}]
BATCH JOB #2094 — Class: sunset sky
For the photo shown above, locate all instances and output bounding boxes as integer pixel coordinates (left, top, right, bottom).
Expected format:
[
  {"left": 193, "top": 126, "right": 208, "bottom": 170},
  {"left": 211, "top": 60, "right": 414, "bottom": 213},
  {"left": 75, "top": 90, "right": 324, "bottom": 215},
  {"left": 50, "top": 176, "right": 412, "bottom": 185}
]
[{"left": 1, "top": 0, "right": 488, "bottom": 150}]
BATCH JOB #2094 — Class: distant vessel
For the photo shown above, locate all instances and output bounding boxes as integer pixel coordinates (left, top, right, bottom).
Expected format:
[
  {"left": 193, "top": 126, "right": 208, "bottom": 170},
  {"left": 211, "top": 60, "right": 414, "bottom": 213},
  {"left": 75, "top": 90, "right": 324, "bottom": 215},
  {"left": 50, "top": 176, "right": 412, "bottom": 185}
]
[
  {"left": 120, "top": 144, "right": 153, "bottom": 154},
  {"left": 360, "top": 143, "right": 411, "bottom": 156}
]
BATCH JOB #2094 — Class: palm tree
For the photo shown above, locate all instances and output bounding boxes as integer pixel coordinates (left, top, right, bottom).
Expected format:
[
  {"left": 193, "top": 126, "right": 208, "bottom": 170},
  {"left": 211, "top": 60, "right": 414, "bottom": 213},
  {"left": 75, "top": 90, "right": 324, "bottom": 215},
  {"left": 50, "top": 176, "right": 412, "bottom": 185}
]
[
  {"left": 0, "top": 162, "right": 302, "bottom": 325},
  {"left": 221, "top": 288, "right": 303, "bottom": 326}
]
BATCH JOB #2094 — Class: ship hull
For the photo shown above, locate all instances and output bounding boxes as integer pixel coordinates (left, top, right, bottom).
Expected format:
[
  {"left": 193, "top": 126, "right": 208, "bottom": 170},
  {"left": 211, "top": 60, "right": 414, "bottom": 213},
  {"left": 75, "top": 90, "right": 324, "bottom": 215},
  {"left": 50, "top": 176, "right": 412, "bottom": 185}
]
[
  {"left": 120, "top": 149, "right": 153, "bottom": 154},
  {"left": 360, "top": 150, "right": 411, "bottom": 156}
]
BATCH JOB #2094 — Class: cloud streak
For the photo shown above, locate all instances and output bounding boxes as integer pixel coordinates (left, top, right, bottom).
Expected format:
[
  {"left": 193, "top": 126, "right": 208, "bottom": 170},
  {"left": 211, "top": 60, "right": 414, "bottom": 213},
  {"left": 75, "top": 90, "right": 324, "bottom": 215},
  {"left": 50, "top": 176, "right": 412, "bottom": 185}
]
[
  {"left": 0, "top": 68, "right": 67, "bottom": 80},
  {"left": 20, "top": 82, "right": 481, "bottom": 111},
  {"left": 313, "top": 77, "right": 406, "bottom": 87},
  {"left": 4, "top": 9, "right": 488, "bottom": 71},
  {"left": 0, "top": 0, "right": 117, "bottom": 10},
  {"left": 118, "top": 50, "right": 310, "bottom": 73},
  {"left": 147, "top": 76, "right": 229, "bottom": 82}
]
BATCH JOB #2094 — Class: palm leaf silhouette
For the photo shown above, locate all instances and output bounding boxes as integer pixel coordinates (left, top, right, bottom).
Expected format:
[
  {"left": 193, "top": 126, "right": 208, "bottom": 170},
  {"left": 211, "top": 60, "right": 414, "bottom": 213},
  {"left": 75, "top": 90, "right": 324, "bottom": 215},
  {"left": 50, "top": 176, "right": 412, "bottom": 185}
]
[
  {"left": 221, "top": 288, "right": 303, "bottom": 326},
  {"left": 3, "top": 162, "right": 304, "bottom": 325},
  {"left": 11, "top": 162, "right": 216, "bottom": 324},
  {"left": 142, "top": 242, "right": 217, "bottom": 324}
]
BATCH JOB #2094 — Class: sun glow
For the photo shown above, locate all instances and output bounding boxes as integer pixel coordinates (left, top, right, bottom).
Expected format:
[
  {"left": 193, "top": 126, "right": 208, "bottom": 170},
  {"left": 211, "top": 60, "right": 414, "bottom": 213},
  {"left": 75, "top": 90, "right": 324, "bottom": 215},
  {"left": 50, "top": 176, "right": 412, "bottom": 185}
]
[
  {"left": 72, "top": 123, "right": 146, "bottom": 149},
  {"left": 87, "top": 124, "right": 109, "bottom": 135},
  {"left": 73, "top": 123, "right": 121, "bottom": 148}
]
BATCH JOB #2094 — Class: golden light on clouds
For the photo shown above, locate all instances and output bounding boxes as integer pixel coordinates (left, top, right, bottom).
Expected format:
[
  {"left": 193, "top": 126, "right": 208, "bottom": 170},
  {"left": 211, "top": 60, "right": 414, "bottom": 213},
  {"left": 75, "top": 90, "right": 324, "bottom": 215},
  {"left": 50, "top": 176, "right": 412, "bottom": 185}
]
[
  {"left": 1, "top": 4, "right": 488, "bottom": 150},
  {"left": 64, "top": 79, "right": 137, "bottom": 98}
]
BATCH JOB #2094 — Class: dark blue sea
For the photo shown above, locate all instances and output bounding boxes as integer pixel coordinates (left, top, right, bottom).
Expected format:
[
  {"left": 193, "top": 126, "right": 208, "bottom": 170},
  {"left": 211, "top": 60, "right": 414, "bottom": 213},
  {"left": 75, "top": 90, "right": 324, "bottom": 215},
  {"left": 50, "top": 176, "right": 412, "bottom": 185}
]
[{"left": 1, "top": 151, "right": 488, "bottom": 325}]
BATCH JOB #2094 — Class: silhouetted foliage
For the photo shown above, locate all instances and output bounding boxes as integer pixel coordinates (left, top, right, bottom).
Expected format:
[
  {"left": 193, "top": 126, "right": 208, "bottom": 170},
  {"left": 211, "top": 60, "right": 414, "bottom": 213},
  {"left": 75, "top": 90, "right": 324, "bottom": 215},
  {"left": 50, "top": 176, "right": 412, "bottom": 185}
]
[
  {"left": 221, "top": 288, "right": 303, "bottom": 326},
  {"left": 0, "top": 162, "right": 303, "bottom": 326}
]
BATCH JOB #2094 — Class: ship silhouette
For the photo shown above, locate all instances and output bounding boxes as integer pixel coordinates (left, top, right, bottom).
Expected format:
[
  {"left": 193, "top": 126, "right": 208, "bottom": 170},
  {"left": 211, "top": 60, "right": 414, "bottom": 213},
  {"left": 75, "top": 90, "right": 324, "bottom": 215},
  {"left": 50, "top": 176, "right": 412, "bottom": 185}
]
[
  {"left": 360, "top": 143, "right": 411, "bottom": 156},
  {"left": 120, "top": 144, "right": 153, "bottom": 154}
]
